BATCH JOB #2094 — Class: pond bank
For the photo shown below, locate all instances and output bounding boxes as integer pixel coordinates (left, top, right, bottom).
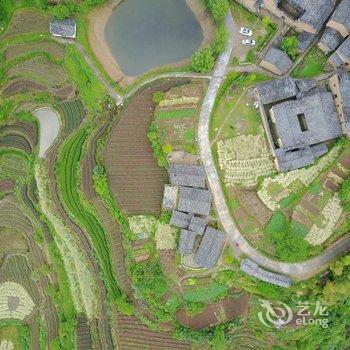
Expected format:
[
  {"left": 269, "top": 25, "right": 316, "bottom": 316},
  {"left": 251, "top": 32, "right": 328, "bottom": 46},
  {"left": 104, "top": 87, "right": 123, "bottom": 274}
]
[{"left": 87, "top": 0, "right": 215, "bottom": 88}]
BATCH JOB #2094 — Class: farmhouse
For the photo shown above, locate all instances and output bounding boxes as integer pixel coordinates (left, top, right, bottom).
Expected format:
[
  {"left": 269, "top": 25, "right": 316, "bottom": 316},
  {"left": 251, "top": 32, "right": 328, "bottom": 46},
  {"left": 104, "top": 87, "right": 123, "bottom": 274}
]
[
  {"left": 329, "top": 71, "right": 350, "bottom": 136},
  {"left": 326, "top": 0, "right": 350, "bottom": 38},
  {"left": 177, "top": 186, "right": 212, "bottom": 216},
  {"left": 189, "top": 216, "right": 206, "bottom": 235},
  {"left": 49, "top": 19, "right": 77, "bottom": 39},
  {"left": 318, "top": 27, "right": 344, "bottom": 54},
  {"left": 162, "top": 184, "right": 178, "bottom": 210},
  {"left": 178, "top": 229, "right": 197, "bottom": 254},
  {"left": 259, "top": 47, "right": 293, "bottom": 76},
  {"left": 195, "top": 227, "right": 225, "bottom": 268},
  {"left": 170, "top": 210, "right": 193, "bottom": 229},
  {"left": 328, "top": 36, "right": 350, "bottom": 71},
  {"left": 255, "top": 77, "right": 344, "bottom": 171},
  {"left": 240, "top": 259, "right": 292, "bottom": 288},
  {"left": 257, "top": 0, "right": 335, "bottom": 35},
  {"left": 168, "top": 164, "right": 206, "bottom": 188}
]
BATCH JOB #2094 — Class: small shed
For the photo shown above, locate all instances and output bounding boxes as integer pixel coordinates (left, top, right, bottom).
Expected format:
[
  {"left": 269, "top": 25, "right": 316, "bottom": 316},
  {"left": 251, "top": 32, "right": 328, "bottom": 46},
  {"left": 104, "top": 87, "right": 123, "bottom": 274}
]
[{"left": 50, "top": 19, "right": 77, "bottom": 39}]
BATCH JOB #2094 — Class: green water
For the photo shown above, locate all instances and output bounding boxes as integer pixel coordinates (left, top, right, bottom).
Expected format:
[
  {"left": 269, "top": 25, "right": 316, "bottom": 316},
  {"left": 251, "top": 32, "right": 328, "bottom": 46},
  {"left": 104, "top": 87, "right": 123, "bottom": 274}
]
[{"left": 105, "top": 0, "right": 203, "bottom": 76}]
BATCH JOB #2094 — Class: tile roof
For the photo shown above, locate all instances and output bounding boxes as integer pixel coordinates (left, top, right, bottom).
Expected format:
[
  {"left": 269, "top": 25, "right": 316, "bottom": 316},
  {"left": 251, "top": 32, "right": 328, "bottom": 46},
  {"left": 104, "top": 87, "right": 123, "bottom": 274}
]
[
  {"left": 195, "top": 227, "right": 225, "bottom": 268},
  {"left": 170, "top": 210, "right": 192, "bottom": 229},
  {"left": 189, "top": 216, "right": 207, "bottom": 235},
  {"left": 240, "top": 259, "right": 292, "bottom": 288},
  {"left": 177, "top": 186, "right": 212, "bottom": 216},
  {"left": 49, "top": 19, "right": 76, "bottom": 38},
  {"left": 328, "top": 0, "right": 350, "bottom": 33},
  {"left": 162, "top": 185, "right": 178, "bottom": 210},
  {"left": 263, "top": 47, "right": 293, "bottom": 74},
  {"left": 319, "top": 27, "right": 344, "bottom": 53},
  {"left": 178, "top": 229, "right": 197, "bottom": 254},
  {"left": 168, "top": 164, "right": 206, "bottom": 189}
]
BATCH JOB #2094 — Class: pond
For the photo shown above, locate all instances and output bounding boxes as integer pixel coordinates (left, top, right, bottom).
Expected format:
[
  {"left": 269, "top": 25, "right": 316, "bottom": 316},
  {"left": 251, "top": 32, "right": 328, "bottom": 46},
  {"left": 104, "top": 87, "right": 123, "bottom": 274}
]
[
  {"left": 105, "top": 0, "right": 203, "bottom": 76},
  {"left": 33, "top": 107, "right": 60, "bottom": 158}
]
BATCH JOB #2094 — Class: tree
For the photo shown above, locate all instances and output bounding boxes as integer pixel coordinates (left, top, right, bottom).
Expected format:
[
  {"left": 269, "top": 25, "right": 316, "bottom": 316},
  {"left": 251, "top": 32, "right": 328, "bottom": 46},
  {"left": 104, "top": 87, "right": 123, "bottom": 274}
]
[
  {"left": 190, "top": 47, "right": 215, "bottom": 73},
  {"left": 206, "top": 0, "right": 229, "bottom": 23},
  {"left": 53, "top": 4, "right": 71, "bottom": 19},
  {"left": 213, "top": 24, "right": 228, "bottom": 55},
  {"left": 152, "top": 91, "right": 164, "bottom": 104},
  {"left": 280, "top": 35, "right": 299, "bottom": 60},
  {"left": 262, "top": 16, "right": 272, "bottom": 29}
]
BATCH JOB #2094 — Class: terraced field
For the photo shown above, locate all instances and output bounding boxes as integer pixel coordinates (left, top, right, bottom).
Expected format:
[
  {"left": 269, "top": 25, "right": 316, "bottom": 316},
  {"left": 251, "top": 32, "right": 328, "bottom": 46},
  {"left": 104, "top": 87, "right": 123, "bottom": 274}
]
[{"left": 105, "top": 80, "right": 188, "bottom": 214}]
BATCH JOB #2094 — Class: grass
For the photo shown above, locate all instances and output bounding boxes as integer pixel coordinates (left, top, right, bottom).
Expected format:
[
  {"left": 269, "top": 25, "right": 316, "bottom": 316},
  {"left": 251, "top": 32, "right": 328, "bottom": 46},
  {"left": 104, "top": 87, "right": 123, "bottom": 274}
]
[
  {"left": 56, "top": 128, "right": 122, "bottom": 302},
  {"left": 183, "top": 281, "right": 229, "bottom": 303},
  {"left": 0, "top": 321, "right": 30, "bottom": 349},
  {"left": 64, "top": 44, "right": 107, "bottom": 112},
  {"left": 210, "top": 73, "right": 269, "bottom": 141},
  {"left": 156, "top": 108, "right": 196, "bottom": 119},
  {"left": 292, "top": 46, "right": 327, "bottom": 78}
]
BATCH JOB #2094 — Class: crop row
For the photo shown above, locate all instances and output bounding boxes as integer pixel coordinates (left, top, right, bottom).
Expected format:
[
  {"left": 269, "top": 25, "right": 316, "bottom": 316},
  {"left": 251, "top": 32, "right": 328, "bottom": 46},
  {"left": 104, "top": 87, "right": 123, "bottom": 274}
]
[{"left": 56, "top": 129, "right": 122, "bottom": 301}]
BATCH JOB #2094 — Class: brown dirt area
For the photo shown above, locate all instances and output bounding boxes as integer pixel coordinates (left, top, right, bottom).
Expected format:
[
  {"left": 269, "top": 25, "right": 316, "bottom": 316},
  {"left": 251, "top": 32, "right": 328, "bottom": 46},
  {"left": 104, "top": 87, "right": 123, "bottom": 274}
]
[
  {"left": 176, "top": 294, "right": 250, "bottom": 329},
  {"left": 87, "top": 0, "right": 215, "bottom": 87}
]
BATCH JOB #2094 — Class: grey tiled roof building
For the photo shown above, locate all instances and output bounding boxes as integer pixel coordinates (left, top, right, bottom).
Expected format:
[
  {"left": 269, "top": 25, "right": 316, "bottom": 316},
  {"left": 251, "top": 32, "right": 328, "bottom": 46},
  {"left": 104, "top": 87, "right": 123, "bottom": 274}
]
[
  {"left": 318, "top": 27, "right": 344, "bottom": 54},
  {"left": 255, "top": 77, "right": 344, "bottom": 172},
  {"left": 50, "top": 19, "right": 77, "bottom": 39},
  {"left": 178, "top": 229, "right": 197, "bottom": 254},
  {"left": 195, "top": 227, "right": 225, "bottom": 268},
  {"left": 240, "top": 259, "right": 292, "bottom": 288},
  {"left": 177, "top": 186, "right": 212, "bottom": 216},
  {"left": 170, "top": 210, "right": 192, "bottom": 229},
  {"left": 189, "top": 216, "right": 207, "bottom": 235},
  {"left": 168, "top": 164, "right": 206, "bottom": 189},
  {"left": 260, "top": 47, "right": 293, "bottom": 75}
]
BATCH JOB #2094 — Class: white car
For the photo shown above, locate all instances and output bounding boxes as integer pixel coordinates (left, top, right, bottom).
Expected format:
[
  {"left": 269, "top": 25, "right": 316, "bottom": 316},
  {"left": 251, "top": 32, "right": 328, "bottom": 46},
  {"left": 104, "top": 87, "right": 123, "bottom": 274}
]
[
  {"left": 239, "top": 27, "right": 252, "bottom": 36},
  {"left": 242, "top": 39, "right": 256, "bottom": 46}
]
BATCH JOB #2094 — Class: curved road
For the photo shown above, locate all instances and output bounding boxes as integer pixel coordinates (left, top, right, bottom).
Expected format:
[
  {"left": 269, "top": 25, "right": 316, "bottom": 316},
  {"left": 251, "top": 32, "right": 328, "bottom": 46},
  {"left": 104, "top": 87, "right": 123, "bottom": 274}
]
[
  {"left": 197, "top": 12, "right": 350, "bottom": 280},
  {"left": 74, "top": 13, "right": 350, "bottom": 280}
]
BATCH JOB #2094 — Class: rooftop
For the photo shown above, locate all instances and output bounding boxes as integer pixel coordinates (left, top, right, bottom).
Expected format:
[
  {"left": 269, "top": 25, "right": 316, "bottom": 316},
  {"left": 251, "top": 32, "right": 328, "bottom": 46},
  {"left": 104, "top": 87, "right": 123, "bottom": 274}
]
[
  {"left": 162, "top": 185, "right": 178, "bottom": 210},
  {"left": 189, "top": 216, "right": 207, "bottom": 235},
  {"left": 280, "top": 0, "right": 336, "bottom": 33},
  {"left": 178, "top": 229, "right": 197, "bottom": 254},
  {"left": 270, "top": 92, "right": 342, "bottom": 151},
  {"left": 328, "top": 0, "right": 350, "bottom": 33},
  {"left": 168, "top": 164, "right": 206, "bottom": 189},
  {"left": 337, "top": 35, "right": 350, "bottom": 59},
  {"left": 319, "top": 27, "right": 344, "bottom": 53},
  {"left": 177, "top": 186, "right": 212, "bottom": 216},
  {"left": 49, "top": 19, "right": 77, "bottom": 38},
  {"left": 195, "top": 227, "right": 225, "bottom": 268},
  {"left": 255, "top": 77, "right": 297, "bottom": 105},
  {"left": 170, "top": 210, "right": 193, "bottom": 229},
  {"left": 240, "top": 259, "right": 292, "bottom": 288},
  {"left": 262, "top": 47, "right": 293, "bottom": 74}
]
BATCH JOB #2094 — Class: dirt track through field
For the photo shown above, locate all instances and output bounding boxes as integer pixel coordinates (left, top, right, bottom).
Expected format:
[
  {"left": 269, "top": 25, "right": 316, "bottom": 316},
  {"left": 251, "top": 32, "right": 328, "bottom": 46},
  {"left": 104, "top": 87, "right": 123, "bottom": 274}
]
[{"left": 105, "top": 79, "right": 188, "bottom": 215}]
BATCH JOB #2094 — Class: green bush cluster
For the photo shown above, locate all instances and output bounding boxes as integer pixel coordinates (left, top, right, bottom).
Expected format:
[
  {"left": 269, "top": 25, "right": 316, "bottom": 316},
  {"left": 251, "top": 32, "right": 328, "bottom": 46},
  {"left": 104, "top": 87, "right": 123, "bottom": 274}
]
[
  {"left": 206, "top": 0, "right": 229, "bottom": 23},
  {"left": 147, "top": 122, "right": 168, "bottom": 168},
  {"left": 265, "top": 212, "right": 310, "bottom": 262},
  {"left": 280, "top": 35, "right": 299, "bottom": 60}
]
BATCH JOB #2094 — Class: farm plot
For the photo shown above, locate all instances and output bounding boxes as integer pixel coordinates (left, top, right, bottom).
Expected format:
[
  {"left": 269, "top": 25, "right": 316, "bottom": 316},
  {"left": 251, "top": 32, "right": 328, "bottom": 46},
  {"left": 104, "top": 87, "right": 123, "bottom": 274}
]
[
  {"left": 56, "top": 129, "right": 122, "bottom": 302},
  {"left": 104, "top": 82, "right": 187, "bottom": 215},
  {"left": 0, "top": 9, "right": 49, "bottom": 40},
  {"left": 0, "top": 179, "right": 15, "bottom": 196},
  {"left": 0, "top": 228, "right": 28, "bottom": 261},
  {"left": 58, "top": 99, "right": 85, "bottom": 134},
  {"left": 0, "top": 120, "right": 37, "bottom": 147},
  {"left": 7, "top": 56, "right": 68, "bottom": 88},
  {"left": 176, "top": 294, "right": 250, "bottom": 329},
  {"left": 0, "top": 282, "right": 35, "bottom": 320},
  {"left": 154, "top": 83, "right": 203, "bottom": 154},
  {"left": 114, "top": 311, "right": 191, "bottom": 350},
  {"left": 76, "top": 314, "right": 93, "bottom": 350},
  {"left": 0, "top": 151, "right": 29, "bottom": 180},
  {"left": 4, "top": 40, "right": 65, "bottom": 61},
  {"left": 216, "top": 132, "right": 275, "bottom": 187}
]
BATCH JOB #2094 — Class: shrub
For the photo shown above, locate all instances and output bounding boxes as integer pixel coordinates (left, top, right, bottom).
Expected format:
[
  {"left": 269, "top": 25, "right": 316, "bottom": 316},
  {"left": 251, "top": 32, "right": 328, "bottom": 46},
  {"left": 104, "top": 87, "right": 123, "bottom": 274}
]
[
  {"left": 153, "top": 91, "right": 164, "bottom": 104},
  {"left": 190, "top": 47, "right": 215, "bottom": 73},
  {"left": 147, "top": 122, "right": 168, "bottom": 167},
  {"left": 340, "top": 177, "right": 350, "bottom": 211},
  {"left": 206, "top": 0, "right": 229, "bottom": 23},
  {"left": 262, "top": 16, "right": 271, "bottom": 29},
  {"left": 281, "top": 35, "right": 299, "bottom": 60},
  {"left": 162, "top": 144, "right": 172, "bottom": 155},
  {"left": 213, "top": 24, "right": 228, "bottom": 55},
  {"left": 53, "top": 4, "right": 71, "bottom": 19},
  {"left": 245, "top": 49, "right": 255, "bottom": 63}
]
